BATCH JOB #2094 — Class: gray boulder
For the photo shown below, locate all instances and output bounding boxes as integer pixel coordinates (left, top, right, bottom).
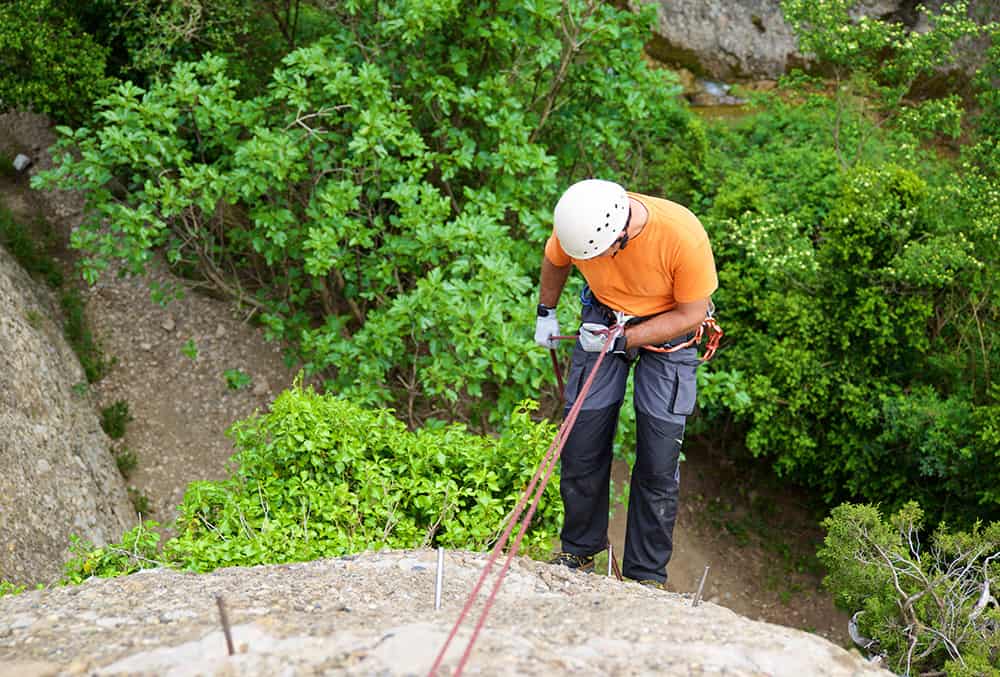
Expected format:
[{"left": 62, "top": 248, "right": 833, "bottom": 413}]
[
  {"left": 0, "top": 245, "right": 135, "bottom": 586},
  {"left": 642, "top": 0, "right": 803, "bottom": 79}
]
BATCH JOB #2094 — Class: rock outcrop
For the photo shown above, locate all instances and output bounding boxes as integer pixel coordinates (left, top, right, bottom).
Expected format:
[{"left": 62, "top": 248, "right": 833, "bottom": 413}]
[
  {"left": 642, "top": 0, "right": 803, "bottom": 80},
  {"left": 0, "top": 243, "right": 136, "bottom": 585},
  {"left": 640, "top": 0, "right": 998, "bottom": 81},
  {"left": 0, "top": 549, "right": 892, "bottom": 676}
]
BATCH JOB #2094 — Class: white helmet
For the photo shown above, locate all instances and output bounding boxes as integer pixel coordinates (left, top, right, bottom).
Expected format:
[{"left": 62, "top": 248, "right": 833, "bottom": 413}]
[{"left": 553, "top": 179, "right": 629, "bottom": 260}]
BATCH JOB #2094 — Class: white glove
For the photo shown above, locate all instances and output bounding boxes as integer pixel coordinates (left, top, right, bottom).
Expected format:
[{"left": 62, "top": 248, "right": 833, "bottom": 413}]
[
  {"left": 534, "top": 306, "right": 560, "bottom": 349},
  {"left": 579, "top": 322, "right": 619, "bottom": 353}
]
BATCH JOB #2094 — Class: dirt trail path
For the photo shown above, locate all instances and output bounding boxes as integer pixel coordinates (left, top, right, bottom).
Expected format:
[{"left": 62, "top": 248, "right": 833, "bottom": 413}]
[{"left": 1, "top": 111, "right": 850, "bottom": 650}]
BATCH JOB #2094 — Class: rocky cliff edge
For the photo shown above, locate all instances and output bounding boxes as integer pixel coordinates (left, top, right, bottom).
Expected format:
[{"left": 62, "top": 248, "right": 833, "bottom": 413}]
[{"left": 0, "top": 549, "right": 891, "bottom": 676}]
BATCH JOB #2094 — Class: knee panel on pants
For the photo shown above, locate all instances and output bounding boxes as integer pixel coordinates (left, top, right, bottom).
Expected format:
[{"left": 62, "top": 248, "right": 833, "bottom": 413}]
[{"left": 634, "top": 413, "right": 684, "bottom": 480}]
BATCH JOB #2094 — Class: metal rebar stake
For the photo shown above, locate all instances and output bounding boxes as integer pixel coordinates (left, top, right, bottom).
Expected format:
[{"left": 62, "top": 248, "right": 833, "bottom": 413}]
[
  {"left": 215, "top": 594, "right": 235, "bottom": 655},
  {"left": 435, "top": 547, "right": 444, "bottom": 610},
  {"left": 692, "top": 565, "right": 710, "bottom": 607}
]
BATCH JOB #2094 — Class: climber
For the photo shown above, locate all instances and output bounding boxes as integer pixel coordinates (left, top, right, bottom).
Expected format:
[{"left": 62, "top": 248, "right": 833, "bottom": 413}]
[{"left": 534, "top": 178, "right": 718, "bottom": 589}]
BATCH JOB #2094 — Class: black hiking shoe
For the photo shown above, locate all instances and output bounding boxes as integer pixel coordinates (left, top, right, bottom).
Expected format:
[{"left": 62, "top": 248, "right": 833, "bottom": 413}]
[{"left": 549, "top": 552, "right": 595, "bottom": 573}]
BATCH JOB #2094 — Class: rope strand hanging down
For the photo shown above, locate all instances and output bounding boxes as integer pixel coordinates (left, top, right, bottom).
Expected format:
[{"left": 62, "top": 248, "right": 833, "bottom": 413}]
[{"left": 428, "top": 326, "right": 622, "bottom": 676}]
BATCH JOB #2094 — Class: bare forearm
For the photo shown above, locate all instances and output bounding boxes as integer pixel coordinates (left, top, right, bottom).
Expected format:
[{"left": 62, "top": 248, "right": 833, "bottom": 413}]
[
  {"left": 623, "top": 298, "right": 709, "bottom": 349},
  {"left": 539, "top": 256, "right": 571, "bottom": 307}
]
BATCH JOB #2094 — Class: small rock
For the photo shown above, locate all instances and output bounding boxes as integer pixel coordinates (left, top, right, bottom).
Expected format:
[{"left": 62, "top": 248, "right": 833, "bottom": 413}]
[
  {"left": 161, "top": 317, "right": 175, "bottom": 332},
  {"left": 252, "top": 378, "right": 269, "bottom": 397},
  {"left": 13, "top": 154, "right": 31, "bottom": 172},
  {"left": 10, "top": 614, "right": 36, "bottom": 629},
  {"left": 140, "top": 342, "right": 152, "bottom": 351},
  {"left": 215, "top": 324, "right": 227, "bottom": 338}
]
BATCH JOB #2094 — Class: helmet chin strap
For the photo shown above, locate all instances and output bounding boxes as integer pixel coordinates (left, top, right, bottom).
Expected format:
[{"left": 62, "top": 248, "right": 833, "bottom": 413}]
[{"left": 610, "top": 208, "right": 632, "bottom": 258}]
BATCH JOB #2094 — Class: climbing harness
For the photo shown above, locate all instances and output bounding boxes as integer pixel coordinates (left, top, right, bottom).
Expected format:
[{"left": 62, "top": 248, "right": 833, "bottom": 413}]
[
  {"left": 549, "top": 308, "right": 724, "bottom": 398},
  {"left": 429, "top": 310, "right": 723, "bottom": 675}
]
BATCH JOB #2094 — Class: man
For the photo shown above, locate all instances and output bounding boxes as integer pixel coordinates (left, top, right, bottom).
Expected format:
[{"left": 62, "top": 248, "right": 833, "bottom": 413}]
[{"left": 534, "top": 178, "right": 717, "bottom": 588}]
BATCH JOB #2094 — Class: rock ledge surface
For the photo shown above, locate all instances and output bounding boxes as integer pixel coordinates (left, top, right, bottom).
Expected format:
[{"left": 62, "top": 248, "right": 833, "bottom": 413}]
[{"left": 0, "top": 549, "right": 892, "bottom": 676}]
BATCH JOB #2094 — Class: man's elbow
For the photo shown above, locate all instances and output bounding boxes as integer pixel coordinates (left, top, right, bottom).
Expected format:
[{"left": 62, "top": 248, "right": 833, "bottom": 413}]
[{"left": 677, "top": 298, "right": 710, "bottom": 329}]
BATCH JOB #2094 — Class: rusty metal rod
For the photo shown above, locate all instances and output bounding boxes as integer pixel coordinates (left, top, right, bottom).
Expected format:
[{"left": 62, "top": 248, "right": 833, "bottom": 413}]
[{"left": 215, "top": 594, "right": 235, "bottom": 655}]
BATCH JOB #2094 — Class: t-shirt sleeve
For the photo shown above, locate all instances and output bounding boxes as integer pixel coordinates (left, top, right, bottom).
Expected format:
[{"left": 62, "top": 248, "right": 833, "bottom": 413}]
[
  {"left": 673, "top": 236, "right": 718, "bottom": 303},
  {"left": 544, "top": 232, "right": 572, "bottom": 267}
]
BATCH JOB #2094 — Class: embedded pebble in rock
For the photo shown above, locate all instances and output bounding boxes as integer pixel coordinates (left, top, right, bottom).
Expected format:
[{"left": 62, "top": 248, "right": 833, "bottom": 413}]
[{"left": 0, "top": 550, "right": 894, "bottom": 677}]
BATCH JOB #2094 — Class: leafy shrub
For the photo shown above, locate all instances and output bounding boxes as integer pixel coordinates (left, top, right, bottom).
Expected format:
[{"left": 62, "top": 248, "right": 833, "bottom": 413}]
[
  {"left": 62, "top": 521, "right": 161, "bottom": 584},
  {"left": 62, "top": 383, "right": 562, "bottom": 576},
  {"left": 100, "top": 400, "right": 132, "bottom": 439},
  {"left": 223, "top": 368, "right": 252, "bottom": 391},
  {"left": 114, "top": 446, "right": 137, "bottom": 478},
  {"left": 127, "top": 487, "right": 152, "bottom": 517},
  {"left": 781, "top": 0, "right": 983, "bottom": 162},
  {"left": 819, "top": 502, "right": 1000, "bottom": 676},
  {"left": 0, "top": 0, "right": 113, "bottom": 123},
  {"left": 0, "top": 580, "right": 27, "bottom": 597},
  {"left": 34, "top": 0, "right": 702, "bottom": 430},
  {"left": 703, "top": 155, "right": 1000, "bottom": 523}
]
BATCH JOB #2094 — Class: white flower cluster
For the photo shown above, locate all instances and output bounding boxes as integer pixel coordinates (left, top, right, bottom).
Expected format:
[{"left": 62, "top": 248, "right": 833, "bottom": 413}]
[{"left": 729, "top": 213, "right": 818, "bottom": 278}]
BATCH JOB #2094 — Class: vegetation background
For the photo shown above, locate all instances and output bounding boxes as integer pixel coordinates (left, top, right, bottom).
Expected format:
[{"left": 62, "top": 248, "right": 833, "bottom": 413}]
[{"left": 1, "top": 0, "right": 998, "bottom": 674}]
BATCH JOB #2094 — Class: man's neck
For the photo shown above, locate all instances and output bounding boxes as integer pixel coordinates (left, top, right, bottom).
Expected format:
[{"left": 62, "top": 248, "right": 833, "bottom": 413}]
[{"left": 627, "top": 196, "right": 649, "bottom": 237}]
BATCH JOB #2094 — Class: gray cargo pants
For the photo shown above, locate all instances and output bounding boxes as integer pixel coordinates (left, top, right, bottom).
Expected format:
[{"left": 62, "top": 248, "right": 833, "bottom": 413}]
[{"left": 559, "top": 293, "right": 699, "bottom": 584}]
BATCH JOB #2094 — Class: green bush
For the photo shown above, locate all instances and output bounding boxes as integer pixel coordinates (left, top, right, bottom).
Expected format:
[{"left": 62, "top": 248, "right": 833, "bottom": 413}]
[
  {"left": 703, "top": 155, "right": 1000, "bottom": 523},
  {"left": 113, "top": 446, "right": 137, "bottom": 478},
  {"left": 100, "top": 400, "right": 132, "bottom": 439},
  {"left": 63, "top": 383, "right": 562, "bottom": 576},
  {"left": 781, "top": 0, "right": 982, "bottom": 162},
  {"left": 62, "top": 521, "right": 161, "bottom": 584},
  {"left": 0, "top": 580, "right": 27, "bottom": 597},
  {"left": 0, "top": 0, "right": 113, "bottom": 123},
  {"left": 819, "top": 502, "right": 1000, "bottom": 676},
  {"left": 34, "top": 0, "right": 702, "bottom": 430},
  {"left": 223, "top": 368, "right": 252, "bottom": 391}
]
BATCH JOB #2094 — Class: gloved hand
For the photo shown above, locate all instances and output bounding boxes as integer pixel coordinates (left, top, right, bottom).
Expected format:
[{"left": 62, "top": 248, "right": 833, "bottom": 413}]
[
  {"left": 534, "top": 305, "right": 560, "bottom": 349},
  {"left": 579, "top": 322, "right": 625, "bottom": 353}
]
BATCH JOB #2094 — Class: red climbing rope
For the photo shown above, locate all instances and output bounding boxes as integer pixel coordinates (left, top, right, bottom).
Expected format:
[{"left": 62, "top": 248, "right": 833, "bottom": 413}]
[
  {"left": 428, "top": 326, "right": 622, "bottom": 676},
  {"left": 429, "top": 313, "right": 724, "bottom": 674}
]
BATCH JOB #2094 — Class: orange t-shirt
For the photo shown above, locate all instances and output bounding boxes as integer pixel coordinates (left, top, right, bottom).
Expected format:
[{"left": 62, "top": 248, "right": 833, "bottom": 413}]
[{"left": 544, "top": 192, "right": 717, "bottom": 317}]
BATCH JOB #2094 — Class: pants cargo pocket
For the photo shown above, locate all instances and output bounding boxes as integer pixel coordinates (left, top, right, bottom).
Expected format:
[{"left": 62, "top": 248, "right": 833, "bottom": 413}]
[{"left": 671, "top": 362, "right": 698, "bottom": 416}]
